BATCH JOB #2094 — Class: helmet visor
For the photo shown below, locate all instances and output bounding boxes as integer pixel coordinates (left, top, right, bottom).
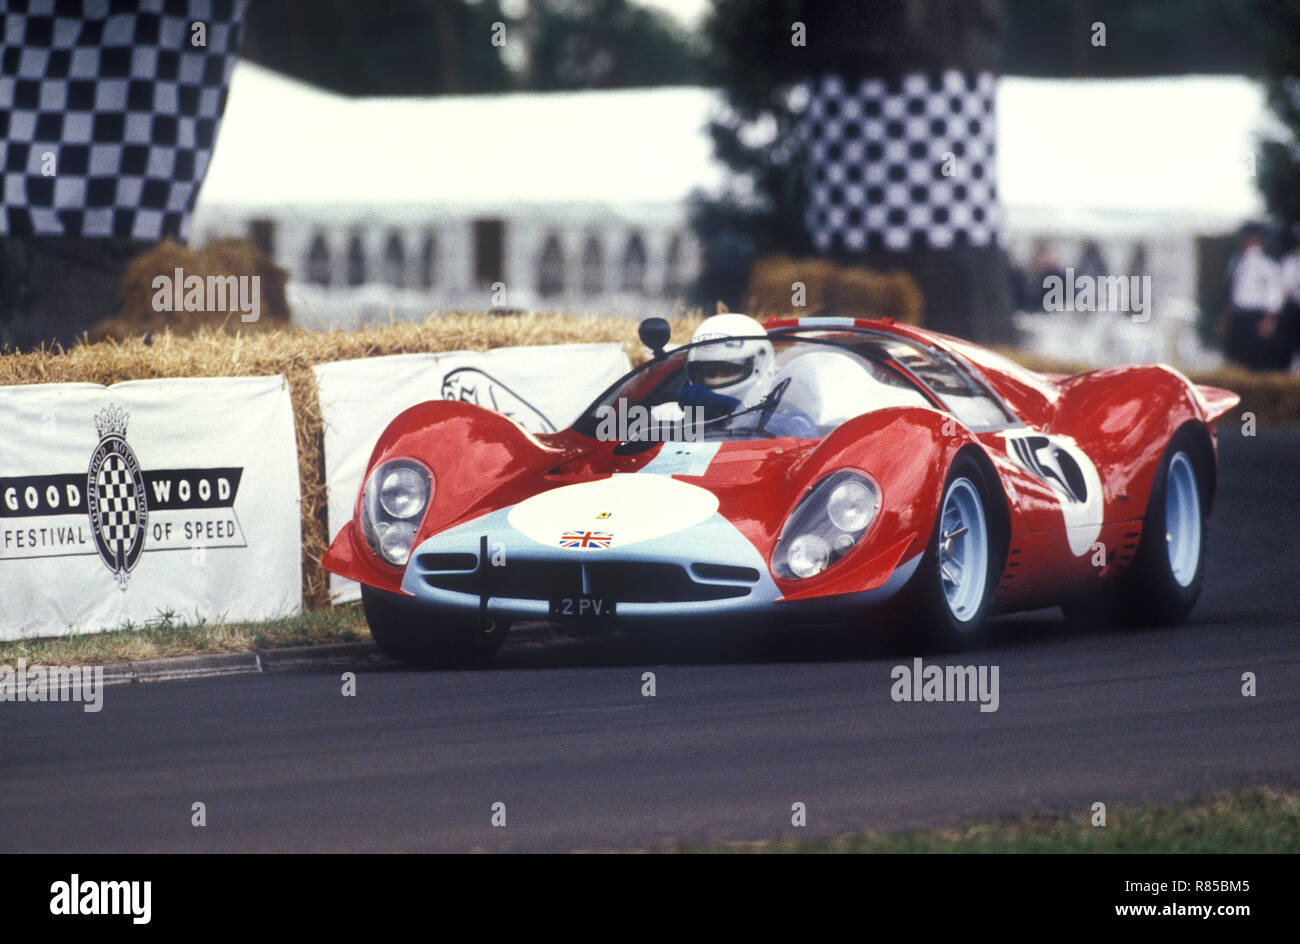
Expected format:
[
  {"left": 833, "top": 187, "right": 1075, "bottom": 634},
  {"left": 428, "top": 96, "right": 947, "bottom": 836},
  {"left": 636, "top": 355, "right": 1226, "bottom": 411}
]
[{"left": 688, "top": 356, "right": 754, "bottom": 389}]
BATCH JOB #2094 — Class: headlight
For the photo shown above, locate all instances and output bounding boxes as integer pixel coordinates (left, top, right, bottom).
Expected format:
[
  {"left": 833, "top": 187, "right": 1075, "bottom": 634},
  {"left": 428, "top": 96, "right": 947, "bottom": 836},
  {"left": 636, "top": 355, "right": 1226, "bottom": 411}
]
[
  {"left": 827, "top": 479, "right": 875, "bottom": 531},
  {"left": 787, "top": 534, "right": 830, "bottom": 579},
  {"left": 379, "top": 466, "right": 428, "bottom": 519},
  {"left": 376, "top": 521, "right": 418, "bottom": 566},
  {"left": 774, "top": 470, "right": 879, "bottom": 580},
  {"left": 362, "top": 459, "right": 433, "bottom": 566}
]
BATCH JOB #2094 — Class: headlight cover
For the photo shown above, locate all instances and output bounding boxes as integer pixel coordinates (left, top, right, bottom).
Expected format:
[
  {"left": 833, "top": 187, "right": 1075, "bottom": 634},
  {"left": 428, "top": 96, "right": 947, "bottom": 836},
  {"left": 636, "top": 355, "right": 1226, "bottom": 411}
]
[
  {"left": 774, "top": 470, "right": 879, "bottom": 580},
  {"left": 361, "top": 459, "right": 432, "bottom": 566}
]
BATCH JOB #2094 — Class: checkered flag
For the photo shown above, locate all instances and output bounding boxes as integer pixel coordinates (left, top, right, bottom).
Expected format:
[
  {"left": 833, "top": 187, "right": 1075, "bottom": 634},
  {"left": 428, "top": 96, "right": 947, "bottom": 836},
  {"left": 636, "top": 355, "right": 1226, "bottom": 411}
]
[
  {"left": 805, "top": 71, "right": 1001, "bottom": 255},
  {"left": 1, "top": 0, "right": 248, "bottom": 240}
]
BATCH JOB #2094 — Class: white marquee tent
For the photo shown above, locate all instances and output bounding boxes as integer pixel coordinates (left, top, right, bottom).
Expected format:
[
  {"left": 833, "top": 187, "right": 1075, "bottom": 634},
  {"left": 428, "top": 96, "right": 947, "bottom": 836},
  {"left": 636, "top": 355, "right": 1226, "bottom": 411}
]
[{"left": 193, "top": 63, "right": 1272, "bottom": 350}]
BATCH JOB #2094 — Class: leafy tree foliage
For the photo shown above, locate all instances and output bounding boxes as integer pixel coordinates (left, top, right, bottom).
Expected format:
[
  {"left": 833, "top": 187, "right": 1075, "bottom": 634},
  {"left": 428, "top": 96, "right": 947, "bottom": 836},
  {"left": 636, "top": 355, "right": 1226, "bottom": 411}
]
[
  {"left": 241, "top": 0, "right": 704, "bottom": 96},
  {"left": 1253, "top": 0, "right": 1300, "bottom": 236}
]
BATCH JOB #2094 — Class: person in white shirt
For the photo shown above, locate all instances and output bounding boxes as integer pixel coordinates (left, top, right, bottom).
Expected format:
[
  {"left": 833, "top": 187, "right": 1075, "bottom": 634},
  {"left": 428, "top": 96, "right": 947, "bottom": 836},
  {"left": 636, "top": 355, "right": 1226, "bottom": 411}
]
[
  {"left": 1221, "top": 223, "right": 1285, "bottom": 369},
  {"left": 1278, "top": 226, "right": 1300, "bottom": 370}
]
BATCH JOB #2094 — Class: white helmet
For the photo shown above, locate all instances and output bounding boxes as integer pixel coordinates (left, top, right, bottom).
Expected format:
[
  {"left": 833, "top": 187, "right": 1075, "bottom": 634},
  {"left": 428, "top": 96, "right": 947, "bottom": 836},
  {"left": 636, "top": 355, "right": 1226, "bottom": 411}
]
[{"left": 686, "top": 313, "right": 776, "bottom": 409}]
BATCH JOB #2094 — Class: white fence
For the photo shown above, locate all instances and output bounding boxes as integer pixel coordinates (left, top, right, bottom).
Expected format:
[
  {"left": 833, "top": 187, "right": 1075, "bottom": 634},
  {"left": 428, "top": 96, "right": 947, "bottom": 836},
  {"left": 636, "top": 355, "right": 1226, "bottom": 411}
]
[
  {"left": 0, "top": 376, "right": 302, "bottom": 640},
  {"left": 0, "top": 344, "right": 632, "bottom": 637}
]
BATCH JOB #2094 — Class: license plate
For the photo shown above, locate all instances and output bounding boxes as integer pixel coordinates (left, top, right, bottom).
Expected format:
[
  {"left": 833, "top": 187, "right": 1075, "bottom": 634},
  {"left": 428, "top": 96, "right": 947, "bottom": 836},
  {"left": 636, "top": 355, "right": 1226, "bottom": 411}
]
[{"left": 549, "top": 595, "right": 616, "bottom": 619}]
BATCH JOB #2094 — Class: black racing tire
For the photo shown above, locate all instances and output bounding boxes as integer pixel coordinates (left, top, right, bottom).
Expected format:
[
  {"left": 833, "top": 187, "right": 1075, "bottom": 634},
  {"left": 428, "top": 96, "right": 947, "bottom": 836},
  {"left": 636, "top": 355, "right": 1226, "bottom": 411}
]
[
  {"left": 898, "top": 452, "right": 1006, "bottom": 651},
  {"left": 1062, "top": 428, "right": 1209, "bottom": 629},
  {"left": 362, "top": 586, "right": 508, "bottom": 667}
]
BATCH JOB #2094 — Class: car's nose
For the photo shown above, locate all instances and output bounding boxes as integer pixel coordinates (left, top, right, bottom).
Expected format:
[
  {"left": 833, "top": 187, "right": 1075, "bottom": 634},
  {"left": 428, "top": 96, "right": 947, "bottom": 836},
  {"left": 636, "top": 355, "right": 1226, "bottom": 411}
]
[{"left": 398, "top": 499, "right": 781, "bottom": 623}]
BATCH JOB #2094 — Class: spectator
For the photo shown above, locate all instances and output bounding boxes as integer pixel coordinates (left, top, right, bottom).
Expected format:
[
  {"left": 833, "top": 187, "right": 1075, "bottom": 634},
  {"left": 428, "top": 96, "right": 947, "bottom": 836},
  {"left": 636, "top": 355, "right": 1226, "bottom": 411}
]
[
  {"left": 1219, "top": 223, "right": 1284, "bottom": 369},
  {"left": 1030, "top": 240, "right": 1065, "bottom": 313},
  {"left": 1279, "top": 224, "right": 1300, "bottom": 370},
  {"left": 1007, "top": 251, "right": 1032, "bottom": 312},
  {"left": 1076, "top": 241, "right": 1108, "bottom": 282}
]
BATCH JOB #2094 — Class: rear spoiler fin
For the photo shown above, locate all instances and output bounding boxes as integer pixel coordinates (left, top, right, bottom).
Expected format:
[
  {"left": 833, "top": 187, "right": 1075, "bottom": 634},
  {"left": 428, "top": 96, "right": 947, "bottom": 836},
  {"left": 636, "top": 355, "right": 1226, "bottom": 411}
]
[{"left": 1195, "top": 385, "right": 1240, "bottom": 422}]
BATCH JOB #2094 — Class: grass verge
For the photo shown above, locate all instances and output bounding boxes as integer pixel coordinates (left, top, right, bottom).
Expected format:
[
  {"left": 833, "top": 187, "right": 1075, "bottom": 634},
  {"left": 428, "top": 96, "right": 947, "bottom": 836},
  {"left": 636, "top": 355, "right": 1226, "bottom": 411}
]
[
  {"left": 673, "top": 787, "right": 1300, "bottom": 853},
  {"left": 0, "top": 604, "right": 369, "bottom": 667}
]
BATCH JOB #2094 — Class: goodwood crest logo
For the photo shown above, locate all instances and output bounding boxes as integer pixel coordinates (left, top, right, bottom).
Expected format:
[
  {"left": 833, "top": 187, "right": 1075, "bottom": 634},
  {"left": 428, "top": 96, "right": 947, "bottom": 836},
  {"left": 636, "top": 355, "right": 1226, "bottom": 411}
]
[
  {"left": 86, "top": 405, "right": 147, "bottom": 589},
  {"left": 1, "top": 405, "right": 248, "bottom": 580}
]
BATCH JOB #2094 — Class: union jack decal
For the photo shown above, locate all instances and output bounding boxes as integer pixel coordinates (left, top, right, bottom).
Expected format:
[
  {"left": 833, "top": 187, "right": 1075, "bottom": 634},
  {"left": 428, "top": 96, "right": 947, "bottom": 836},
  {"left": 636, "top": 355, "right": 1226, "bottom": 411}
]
[{"left": 559, "top": 530, "right": 613, "bottom": 549}]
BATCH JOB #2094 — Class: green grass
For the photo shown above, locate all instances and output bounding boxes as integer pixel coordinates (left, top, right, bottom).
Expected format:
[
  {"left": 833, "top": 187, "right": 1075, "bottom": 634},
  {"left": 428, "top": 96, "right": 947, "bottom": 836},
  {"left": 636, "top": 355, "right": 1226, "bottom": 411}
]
[
  {"left": 675, "top": 788, "right": 1300, "bottom": 853},
  {"left": 0, "top": 604, "right": 369, "bottom": 667}
]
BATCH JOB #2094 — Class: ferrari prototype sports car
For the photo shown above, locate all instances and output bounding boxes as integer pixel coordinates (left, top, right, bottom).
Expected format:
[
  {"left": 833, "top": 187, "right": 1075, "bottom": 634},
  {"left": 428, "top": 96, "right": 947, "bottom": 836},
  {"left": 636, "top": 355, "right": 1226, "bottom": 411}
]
[{"left": 323, "top": 314, "right": 1239, "bottom": 665}]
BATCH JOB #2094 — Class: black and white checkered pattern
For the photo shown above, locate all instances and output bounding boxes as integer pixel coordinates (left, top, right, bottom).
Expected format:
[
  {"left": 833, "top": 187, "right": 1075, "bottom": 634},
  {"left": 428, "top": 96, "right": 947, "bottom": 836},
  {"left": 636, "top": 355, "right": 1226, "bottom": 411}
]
[
  {"left": 1, "top": 0, "right": 246, "bottom": 240},
  {"left": 95, "top": 452, "right": 139, "bottom": 554},
  {"left": 804, "top": 71, "right": 1000, "bottom": 254}
]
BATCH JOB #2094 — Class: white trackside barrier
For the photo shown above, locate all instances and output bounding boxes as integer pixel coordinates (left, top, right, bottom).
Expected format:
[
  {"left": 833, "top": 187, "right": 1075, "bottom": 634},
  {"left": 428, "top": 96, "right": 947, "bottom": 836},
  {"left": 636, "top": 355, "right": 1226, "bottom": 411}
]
[{"left": 0, "top": 376, "right": 302, "bottom": 640}]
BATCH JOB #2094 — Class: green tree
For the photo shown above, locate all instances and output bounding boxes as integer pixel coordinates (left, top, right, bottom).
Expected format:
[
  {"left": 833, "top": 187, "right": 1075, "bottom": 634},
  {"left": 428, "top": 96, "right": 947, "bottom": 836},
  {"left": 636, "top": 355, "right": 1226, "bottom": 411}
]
[
  {"left": 1001, "top": 0, "right": 1263, "bottom": 77},
  {"left": 1254, "top": 0, "right": 1300, "bottom": 235},
  {"left": 241, "top": 0, "right": 515, "bottom": 96},
  {"left": 525, "top": 0, "right": 705, "bottom": 91},
  {"left": 690, "top": 0, "right": 811, "bottom": 309},
  {"left": 692, "top": 0, "right": 1011, "bottom": 342},
  {"left": 241, "top": 0, "right": 704, "bottom": 97}
]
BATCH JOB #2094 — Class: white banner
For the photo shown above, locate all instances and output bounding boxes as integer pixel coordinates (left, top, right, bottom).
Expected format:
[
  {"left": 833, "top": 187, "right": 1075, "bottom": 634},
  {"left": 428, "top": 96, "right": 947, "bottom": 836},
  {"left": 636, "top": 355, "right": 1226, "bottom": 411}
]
[
  {"left": 315, "top": 343, "right": 630, "bottom": 601},
  {"left": 0, "top": 376, "right": 302, "bottom": 640}
]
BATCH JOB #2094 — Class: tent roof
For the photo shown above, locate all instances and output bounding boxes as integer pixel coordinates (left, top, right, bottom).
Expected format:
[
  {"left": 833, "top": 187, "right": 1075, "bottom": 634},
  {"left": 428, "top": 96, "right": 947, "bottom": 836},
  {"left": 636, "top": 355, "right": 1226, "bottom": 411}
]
[
  {"left": 199, "top": 63, "right": 722, "bottom": 211},
  {"left": 998, "top": 74, "right": 1268, "bottom": 231},
  {"left": 198, "top": 63, "right": 1270, "bottom": 229}
]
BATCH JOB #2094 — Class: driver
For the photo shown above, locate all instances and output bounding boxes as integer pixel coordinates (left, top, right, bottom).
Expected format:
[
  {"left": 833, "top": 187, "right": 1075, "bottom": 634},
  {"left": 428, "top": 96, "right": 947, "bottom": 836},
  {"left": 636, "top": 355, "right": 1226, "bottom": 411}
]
[
  {"left": 685, "top": 313, "right": 776, "bottom": 410},
  {"left": 679, "top": 314, "right": 817, "bottom": 437}
]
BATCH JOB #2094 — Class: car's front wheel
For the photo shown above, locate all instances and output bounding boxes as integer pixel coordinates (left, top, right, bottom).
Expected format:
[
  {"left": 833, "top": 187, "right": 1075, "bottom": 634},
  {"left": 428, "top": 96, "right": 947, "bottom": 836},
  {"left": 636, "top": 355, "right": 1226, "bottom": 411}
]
[
  {"left": 900, "top": 453, "right": 1005, "bottom": 650},
  {"left": 361, "top": 586, "right": 508, "bottom": 667}
]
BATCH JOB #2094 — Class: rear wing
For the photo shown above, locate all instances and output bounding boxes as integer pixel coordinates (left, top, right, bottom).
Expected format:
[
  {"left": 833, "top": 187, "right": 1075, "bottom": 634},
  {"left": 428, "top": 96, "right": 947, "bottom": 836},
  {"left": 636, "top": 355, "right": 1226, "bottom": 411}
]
[{"left": 1195, "top": 385, "right": 1240, "bottom": 422}]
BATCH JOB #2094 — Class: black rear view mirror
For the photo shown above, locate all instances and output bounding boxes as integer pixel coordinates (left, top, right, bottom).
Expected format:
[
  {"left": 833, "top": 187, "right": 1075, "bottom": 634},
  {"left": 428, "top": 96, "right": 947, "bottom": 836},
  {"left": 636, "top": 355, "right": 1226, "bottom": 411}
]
[{"left": 638, "top": 317, "right": 671, "bottom": 358}]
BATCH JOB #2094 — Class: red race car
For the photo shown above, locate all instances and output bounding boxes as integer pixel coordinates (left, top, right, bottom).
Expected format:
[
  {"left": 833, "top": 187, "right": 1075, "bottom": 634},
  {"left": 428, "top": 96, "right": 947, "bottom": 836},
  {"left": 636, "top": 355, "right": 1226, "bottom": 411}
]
[{"left": 323, "top": 314, "right": 1239, "bottom": 665}]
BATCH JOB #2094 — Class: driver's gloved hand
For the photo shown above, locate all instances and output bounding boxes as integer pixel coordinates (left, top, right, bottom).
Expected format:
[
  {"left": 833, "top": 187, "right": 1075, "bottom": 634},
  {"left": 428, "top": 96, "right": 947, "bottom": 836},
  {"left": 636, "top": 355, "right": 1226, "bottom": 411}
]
[{"left": 678, "top": 383, "right": 741, "bottom": 420}]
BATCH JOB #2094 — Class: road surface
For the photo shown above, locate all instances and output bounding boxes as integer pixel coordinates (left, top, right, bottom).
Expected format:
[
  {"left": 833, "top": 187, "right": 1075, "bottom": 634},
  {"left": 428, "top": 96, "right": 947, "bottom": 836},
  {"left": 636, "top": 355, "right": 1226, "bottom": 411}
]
[{"left": 2, "top": 427, "right": 1296, "bottom": 852}]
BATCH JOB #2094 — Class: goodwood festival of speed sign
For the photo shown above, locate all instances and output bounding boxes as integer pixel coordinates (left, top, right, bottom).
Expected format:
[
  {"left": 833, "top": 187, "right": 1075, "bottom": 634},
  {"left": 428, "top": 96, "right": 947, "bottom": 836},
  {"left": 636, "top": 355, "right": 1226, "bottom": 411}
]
[{"left": 0, "top": 403, "right": 250, "bottom": 588}]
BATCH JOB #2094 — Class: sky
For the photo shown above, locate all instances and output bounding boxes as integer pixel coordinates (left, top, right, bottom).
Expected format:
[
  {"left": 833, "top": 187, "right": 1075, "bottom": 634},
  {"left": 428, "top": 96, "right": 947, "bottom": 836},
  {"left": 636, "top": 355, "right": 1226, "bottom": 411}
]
[
  {"left": 492, "top": 0, "right": 710, "bottom": 26},
  {"left": 639, "top": 0, "right": 710, "bottom": 27}
]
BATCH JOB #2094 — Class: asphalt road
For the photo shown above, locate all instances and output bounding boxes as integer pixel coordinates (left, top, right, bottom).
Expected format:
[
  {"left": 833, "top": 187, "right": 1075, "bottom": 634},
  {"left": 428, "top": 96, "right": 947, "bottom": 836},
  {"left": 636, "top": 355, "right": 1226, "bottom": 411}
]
[{"left": 2, "top": 427, "right": 1297, "bottom": 852}]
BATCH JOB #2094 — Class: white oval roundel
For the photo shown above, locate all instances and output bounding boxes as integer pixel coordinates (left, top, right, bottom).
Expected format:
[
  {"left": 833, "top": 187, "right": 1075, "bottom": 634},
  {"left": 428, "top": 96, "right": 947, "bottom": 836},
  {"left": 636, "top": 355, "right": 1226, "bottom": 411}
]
[{"left": 507, "top": 474, "right": 719, "bottom": 550}]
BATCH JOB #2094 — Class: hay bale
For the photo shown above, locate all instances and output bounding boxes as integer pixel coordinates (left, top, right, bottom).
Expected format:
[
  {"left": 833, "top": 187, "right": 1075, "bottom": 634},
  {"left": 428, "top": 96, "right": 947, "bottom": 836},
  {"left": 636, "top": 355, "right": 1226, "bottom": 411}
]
[
  {"left": 746, "top": 255, "right": 925, "bottom": 324},
  {"left": 84, "top": 237, "right": 291, "bottom": 343}
]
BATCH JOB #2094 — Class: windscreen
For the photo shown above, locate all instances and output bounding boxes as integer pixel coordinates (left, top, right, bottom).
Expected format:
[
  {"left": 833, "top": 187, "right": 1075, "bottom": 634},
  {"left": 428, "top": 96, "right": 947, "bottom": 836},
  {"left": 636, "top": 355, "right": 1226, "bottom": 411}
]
[{"left": 571, "top": 335, "right": 937, "bottom": 442}]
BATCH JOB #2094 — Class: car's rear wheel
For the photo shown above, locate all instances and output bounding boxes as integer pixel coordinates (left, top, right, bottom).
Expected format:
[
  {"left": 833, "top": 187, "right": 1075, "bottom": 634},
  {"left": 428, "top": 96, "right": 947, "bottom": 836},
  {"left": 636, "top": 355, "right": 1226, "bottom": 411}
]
[
  {"left": 1124, "top": 431, "right": 1209, "bottom": 625},
  {"left": 361, "top": 586, "right": 508, "bottom": 667},
  {"left": 901, "top": 453, "right": 1005, "bottom": 650},
  {"left": 1062, "top": 429, "right": 1209, "bottom": 629}
]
